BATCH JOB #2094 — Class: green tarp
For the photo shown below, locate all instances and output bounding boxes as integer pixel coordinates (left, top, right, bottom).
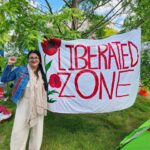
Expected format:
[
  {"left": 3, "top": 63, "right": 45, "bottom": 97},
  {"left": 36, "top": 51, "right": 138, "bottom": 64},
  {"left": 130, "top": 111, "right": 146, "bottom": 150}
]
[{"left": 119, "top": 119, "right": 150, "bottom": 150}]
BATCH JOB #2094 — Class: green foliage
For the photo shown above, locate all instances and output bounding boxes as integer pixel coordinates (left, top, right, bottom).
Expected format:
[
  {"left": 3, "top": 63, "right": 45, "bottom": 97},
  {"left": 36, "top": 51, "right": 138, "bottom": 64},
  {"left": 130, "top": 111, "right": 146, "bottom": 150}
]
[
  {"left": 49, "top": 8, "right": 83, "bottom": 39},
  {"left": 0, "top": 1, "right": 84, "bottom": 52},
  {"left": 104, "top": 27, "right": 118, "bottom": 38},
  {"left": 82, "top": 14, "right": 105, "bottom": 38},
  {"left": 0, "top": 57, "right": 7, "bottom": 72},
  {"left": 123, "top": 0, "right": 150, "bottom": 42},
  {"left": 0, "top": 0, "right": 50, "bottom": 50},
  {"left": 141, "top": 50, "right": 150, "bottom": 90},
  {"left": 0, "top": 0, "right": 112, "bottom": 53},
  {"left": 15, "top": 54, "right": 28, "bottom": 66}
]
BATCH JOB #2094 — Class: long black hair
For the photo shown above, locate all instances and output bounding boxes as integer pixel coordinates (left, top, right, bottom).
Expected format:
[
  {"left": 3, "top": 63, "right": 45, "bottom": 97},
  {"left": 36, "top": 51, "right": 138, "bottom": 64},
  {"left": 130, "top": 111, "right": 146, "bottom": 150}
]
[{"left": 27, "top": 50, "right": 48, "bottom": 91}]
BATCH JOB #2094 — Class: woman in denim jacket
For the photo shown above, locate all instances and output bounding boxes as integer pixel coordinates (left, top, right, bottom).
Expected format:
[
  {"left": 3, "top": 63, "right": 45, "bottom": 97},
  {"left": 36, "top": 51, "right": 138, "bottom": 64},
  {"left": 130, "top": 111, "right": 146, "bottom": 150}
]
[{"left": 1, "top": 50, "right": 48, "bottom": 150}]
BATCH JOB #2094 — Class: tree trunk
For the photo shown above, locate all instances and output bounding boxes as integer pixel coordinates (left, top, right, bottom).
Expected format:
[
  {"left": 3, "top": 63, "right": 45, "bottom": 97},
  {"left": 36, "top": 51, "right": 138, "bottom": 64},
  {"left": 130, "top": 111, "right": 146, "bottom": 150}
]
[{"left": 71, "top": 0, "right": 80, "bottom": 30}]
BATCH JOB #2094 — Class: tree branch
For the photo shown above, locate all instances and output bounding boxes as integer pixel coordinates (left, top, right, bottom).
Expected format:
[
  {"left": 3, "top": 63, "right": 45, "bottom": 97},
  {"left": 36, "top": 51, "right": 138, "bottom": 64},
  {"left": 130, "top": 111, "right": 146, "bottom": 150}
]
[
  {"left": 45, "top": 0, "right": 53, "bottom": 14},
  {"left": 44, "top": 0, "right": 64, "bottom": 35},
  {"left": 63, "top": 0, "right": 71, "bottom": 7},
  {"left": 77, "top": 17, "right": 87, "bottom": 30},
  {"left": 63, "top": 21, "right": 72, "bottom": 29},
  {"left": 82, "top": 0, "right": 129, "bottom": 37},
  {"left": 77, "top": 0, "right": 110, "bottom": 30},
  {"left": 97, "top": 3, "right": 132, "bottom": 30},
  {"left": 40, "top": 4, "right": 50, "bottom": 11},
  {"left": 71, "top": 0, "right": 81, "bottom": 29},
  {"left": 94, "top": 0, "right": 123, "bottom": 27}
]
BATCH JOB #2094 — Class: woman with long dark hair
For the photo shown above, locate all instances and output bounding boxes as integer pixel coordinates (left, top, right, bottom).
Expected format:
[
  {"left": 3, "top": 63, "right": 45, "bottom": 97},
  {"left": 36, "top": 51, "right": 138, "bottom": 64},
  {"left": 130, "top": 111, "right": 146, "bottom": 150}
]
[{"left": 1, "top": 50, "right": 48, "bottom": 150}]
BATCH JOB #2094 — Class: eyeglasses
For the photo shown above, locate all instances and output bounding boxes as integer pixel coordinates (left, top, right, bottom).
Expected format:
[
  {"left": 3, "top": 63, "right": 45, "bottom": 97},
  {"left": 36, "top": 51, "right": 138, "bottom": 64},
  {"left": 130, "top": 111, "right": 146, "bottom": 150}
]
[{"left": 29, "top": 57, "right": 39, "bottom": 60}]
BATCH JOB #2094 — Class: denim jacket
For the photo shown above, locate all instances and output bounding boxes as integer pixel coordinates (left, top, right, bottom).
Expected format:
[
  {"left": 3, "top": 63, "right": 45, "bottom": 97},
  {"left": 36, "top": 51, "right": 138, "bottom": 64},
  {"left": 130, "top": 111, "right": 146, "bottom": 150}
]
[{"left": 1, "top": 65, "right": 29, "bottom": 104}]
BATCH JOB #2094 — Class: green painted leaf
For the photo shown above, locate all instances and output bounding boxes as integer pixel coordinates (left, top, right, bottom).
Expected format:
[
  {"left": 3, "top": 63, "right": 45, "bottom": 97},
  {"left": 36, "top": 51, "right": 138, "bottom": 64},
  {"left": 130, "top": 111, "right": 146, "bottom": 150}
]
[
  {"left": 48, "top": 98, "right": 57, "bottom": 103},
  {"left": 45, "top": 60, "right": 52, "bottom": 72},
  {"left": 48, "top": 90, "right": 59, "bottom": 95}
]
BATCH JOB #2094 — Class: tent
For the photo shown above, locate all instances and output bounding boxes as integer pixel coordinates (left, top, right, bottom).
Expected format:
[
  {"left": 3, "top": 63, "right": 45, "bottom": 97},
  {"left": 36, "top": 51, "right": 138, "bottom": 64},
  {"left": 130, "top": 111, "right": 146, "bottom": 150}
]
[
  {"left": 118, "top": 119, "right": 150, "bottom": 150},
  {"left": 0, "top": 105, "right": 12, "bottom": 122}
]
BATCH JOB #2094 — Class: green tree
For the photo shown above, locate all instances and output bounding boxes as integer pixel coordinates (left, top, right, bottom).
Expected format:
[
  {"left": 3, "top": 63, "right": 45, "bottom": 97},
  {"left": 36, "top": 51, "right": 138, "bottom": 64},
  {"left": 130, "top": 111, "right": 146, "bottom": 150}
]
[
  {"left": 103, "top": 27, "right": 118, "bottom": 38},
  {"left": 123, "top": 0, "right": 150, "bottom": 42},
  {"left": 120, "top": 0, "right": 150, "bottom": 89},
  {"left": 133, "top": 0, "right": 150, "bottom": 89},
  {"left": 0, "top": 0, "right": 132, "bottom": 53},
  {"left": 141, "top": 49, "right": 150, "bottom": 90}
]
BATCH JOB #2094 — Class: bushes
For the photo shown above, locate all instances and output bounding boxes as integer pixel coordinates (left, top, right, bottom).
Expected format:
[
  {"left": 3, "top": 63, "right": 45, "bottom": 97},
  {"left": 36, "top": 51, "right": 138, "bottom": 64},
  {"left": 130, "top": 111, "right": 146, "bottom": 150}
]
[{"left": 141, "top": 49, "right": 150, "bottom": 90}]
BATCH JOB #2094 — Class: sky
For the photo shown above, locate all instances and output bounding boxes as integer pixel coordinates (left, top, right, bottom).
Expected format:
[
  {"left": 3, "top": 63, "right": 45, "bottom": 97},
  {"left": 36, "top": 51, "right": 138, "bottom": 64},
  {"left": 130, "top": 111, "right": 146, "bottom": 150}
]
[{"left": 37, "top": 0, "right": 65, "bottom": 12}]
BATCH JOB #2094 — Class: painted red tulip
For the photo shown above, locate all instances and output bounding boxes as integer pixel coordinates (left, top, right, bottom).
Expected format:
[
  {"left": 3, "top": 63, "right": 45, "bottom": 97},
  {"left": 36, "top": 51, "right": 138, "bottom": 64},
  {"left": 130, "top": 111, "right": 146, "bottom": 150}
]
[
  {"left": 41, "top": 38, "right": 61, "bottom": 56},
  {"left": 49, "top": 74, "right": 62, "bottom": 88}
]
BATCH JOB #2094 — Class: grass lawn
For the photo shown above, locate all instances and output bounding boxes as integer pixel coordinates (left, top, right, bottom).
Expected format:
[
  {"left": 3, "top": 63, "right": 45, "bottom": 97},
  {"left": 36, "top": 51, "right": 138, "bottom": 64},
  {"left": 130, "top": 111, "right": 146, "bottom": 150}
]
[{"left": 0, "top": 96, "right": 150, "bottom": 150}]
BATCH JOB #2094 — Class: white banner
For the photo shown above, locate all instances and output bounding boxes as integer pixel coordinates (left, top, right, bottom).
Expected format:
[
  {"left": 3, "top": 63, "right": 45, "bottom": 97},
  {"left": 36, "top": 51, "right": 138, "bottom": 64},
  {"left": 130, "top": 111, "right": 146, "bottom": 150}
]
[{"left": 39, "top": 28, "right": 141, "bottom": 114}]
